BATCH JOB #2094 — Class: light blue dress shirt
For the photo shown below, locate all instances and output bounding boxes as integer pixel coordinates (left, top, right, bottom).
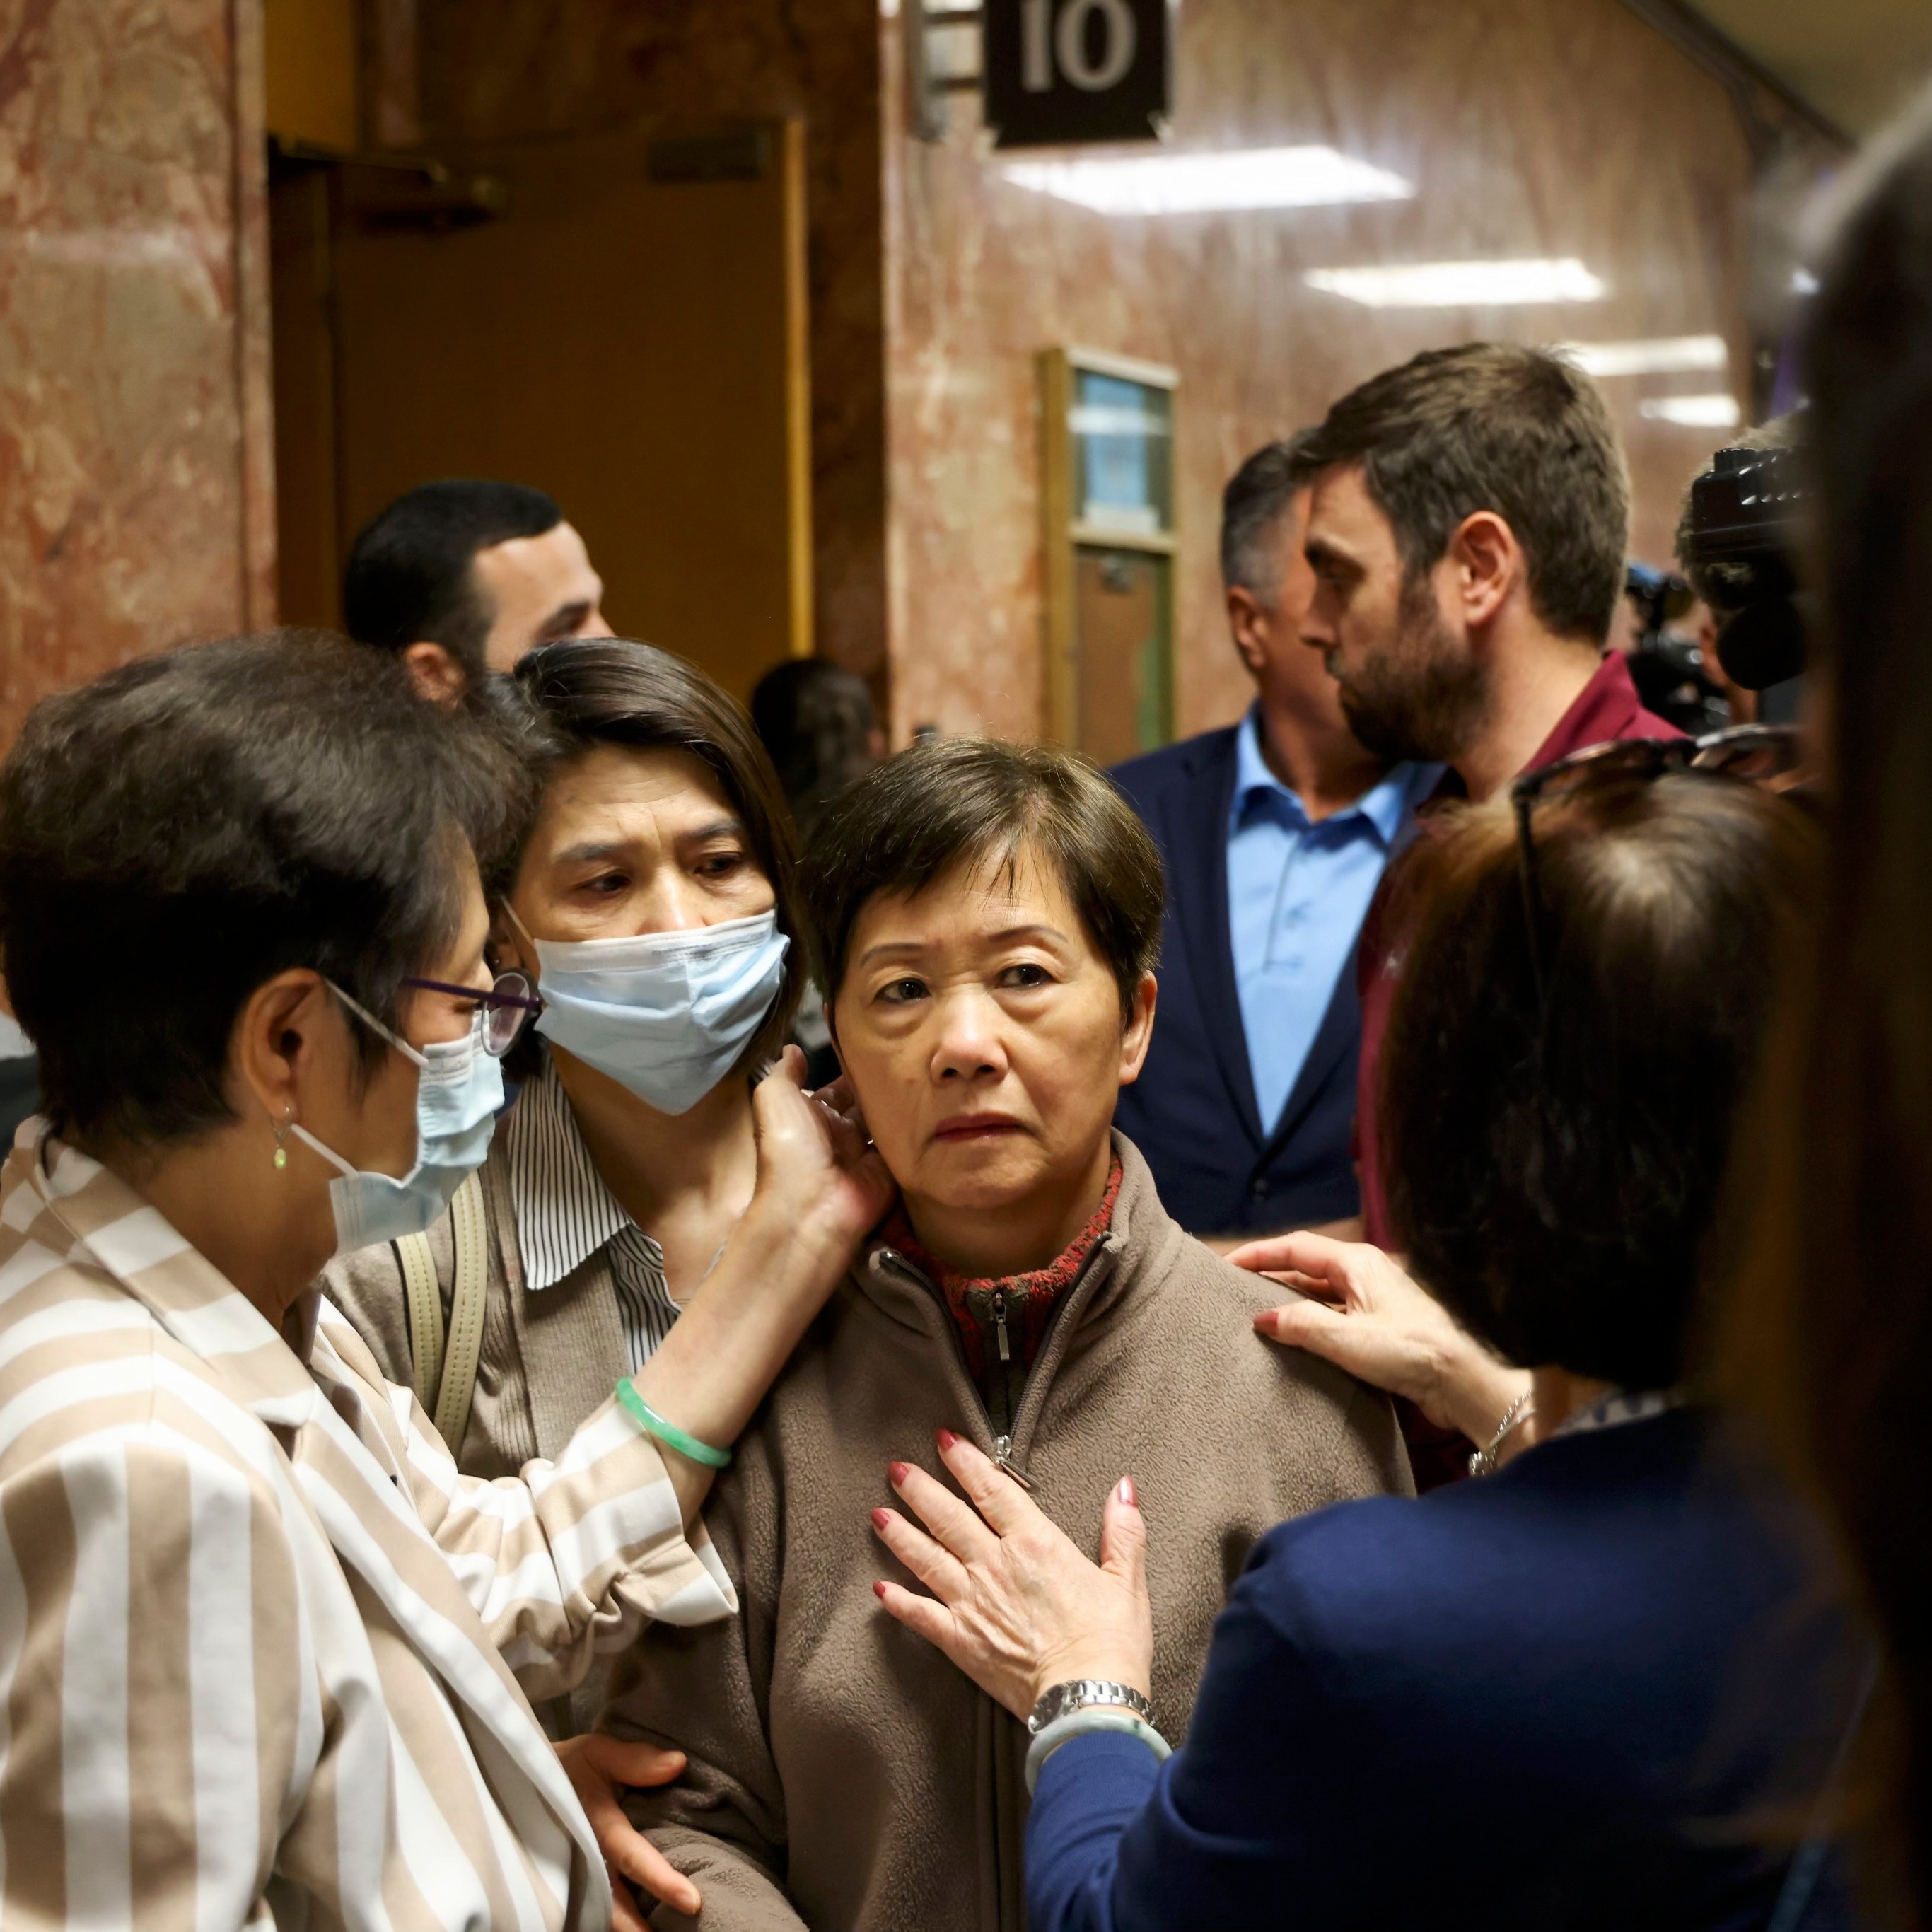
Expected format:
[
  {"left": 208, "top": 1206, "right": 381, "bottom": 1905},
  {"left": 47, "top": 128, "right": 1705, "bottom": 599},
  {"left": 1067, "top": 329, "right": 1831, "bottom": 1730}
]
[{"left": 1226, "top": 707, "right": 1442, "bottom": 1135}]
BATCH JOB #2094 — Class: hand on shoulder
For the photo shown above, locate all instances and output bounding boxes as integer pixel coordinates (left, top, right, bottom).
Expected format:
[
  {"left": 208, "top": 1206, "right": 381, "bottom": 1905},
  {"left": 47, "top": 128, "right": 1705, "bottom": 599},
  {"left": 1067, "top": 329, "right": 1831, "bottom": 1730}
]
[{"left": 1228, "top": 1230, "right": 1529, "bottom": 1448}]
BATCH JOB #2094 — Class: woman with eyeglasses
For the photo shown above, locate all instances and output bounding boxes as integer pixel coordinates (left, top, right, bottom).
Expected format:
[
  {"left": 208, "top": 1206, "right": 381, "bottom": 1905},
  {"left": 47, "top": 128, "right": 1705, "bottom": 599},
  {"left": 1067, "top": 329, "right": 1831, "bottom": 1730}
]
[
  {"left": 868, "top": 750, "right": 1867, "bottom": 1931},
  {"left": 0, "top": 634, "right": 887, "bottom": 1931}
]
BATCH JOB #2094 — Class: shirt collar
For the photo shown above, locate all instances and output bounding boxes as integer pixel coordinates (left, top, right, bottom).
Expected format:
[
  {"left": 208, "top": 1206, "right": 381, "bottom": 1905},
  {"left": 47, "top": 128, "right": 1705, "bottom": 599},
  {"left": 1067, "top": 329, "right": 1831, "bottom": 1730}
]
[
  {"left": 1231, "top": 704, "right": 1441, "bottom": 846},
  {"left": 1528, "top": 652, "right": 1680, "bottom": 769},
  {"left": 503, "top": 1055, "right": 653, "bottom": 1291},
  {"left": 1232, "top": 705, "right": 1301, "bottom": 824}
]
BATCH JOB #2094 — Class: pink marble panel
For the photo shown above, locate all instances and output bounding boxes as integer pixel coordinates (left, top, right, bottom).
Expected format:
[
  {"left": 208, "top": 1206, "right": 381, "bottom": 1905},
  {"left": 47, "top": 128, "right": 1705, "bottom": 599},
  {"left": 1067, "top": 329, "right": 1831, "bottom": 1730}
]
[
  {"left": 0, "top": 0, "right": 273, "bottom": 747},
  {"left": 883, "top": 0, "right": 1835, "bottom": 746}
]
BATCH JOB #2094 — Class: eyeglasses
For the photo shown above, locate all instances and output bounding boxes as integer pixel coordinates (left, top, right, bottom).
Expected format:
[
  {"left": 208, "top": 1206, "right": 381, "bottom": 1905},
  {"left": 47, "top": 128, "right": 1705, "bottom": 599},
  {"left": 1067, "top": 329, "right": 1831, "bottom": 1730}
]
[
  {"left": 400, "top": 971, "right": 542, "bottom": 1058},
  {"left": 1510, "top": 725, "right": 1805, "bottom": 1016}
]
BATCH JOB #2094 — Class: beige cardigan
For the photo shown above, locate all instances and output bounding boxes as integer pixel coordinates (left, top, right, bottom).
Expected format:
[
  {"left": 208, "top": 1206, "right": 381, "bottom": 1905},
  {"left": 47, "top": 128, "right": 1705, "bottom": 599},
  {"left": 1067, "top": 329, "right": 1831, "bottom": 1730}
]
[
  {"left": 602, "top": 1134, "right": 1413, "bottom": 1932},
  {"left": 325, "top": 1130, "right": 632, "bottom": 1479}
]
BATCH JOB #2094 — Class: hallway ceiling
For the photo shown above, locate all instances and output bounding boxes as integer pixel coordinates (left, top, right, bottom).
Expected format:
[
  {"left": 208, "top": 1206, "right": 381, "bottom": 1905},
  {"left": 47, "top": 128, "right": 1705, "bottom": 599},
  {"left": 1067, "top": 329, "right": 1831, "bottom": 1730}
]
[{"left": 1687, "top": 0, "right": 1932, "bottom": 137}]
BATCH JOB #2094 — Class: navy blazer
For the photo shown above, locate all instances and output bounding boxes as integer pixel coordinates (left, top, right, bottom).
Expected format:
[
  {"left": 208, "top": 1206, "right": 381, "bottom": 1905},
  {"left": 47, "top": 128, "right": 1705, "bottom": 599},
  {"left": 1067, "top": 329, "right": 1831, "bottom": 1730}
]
[
  {"left": 1026, "top": 1411, "right": 1861, "bottom": 1932},
  {"left": 1110, "top": 728, "right": 1363, "bottom": 1234}
]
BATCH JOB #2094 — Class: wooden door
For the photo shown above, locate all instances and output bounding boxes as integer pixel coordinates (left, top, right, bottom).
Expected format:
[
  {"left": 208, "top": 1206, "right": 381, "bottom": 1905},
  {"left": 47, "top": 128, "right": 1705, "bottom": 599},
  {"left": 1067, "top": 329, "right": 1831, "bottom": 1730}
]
[{"left": 270, "top": 120, "right": 812, "bottom": 701}]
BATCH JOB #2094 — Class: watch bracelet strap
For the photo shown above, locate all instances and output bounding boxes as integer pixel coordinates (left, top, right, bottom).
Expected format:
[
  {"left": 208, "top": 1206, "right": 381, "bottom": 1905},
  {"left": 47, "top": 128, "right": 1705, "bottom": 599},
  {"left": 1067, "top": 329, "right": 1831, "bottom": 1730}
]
[
  {"left": 1024, "top": 1709, "right": 1171, "bottom": 1796},
  {"left": 1030, "top": 1678, "right": 1156, "bottom": 1732}
]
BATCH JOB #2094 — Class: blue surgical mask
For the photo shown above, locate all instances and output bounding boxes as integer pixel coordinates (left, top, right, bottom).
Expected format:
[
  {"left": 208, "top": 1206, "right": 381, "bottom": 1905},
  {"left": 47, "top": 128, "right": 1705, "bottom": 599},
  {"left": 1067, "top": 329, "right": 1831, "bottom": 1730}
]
[
  {"left": 523, "top": 909, "right": 789, "bottom": 1115},
  {"left": 291, "top": 987, "right": 504, "bottom": 1255}
]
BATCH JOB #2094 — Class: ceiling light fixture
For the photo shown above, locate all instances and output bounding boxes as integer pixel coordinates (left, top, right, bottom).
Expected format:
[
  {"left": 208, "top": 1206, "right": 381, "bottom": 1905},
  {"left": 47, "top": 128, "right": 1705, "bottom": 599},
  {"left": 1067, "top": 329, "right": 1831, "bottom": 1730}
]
[
  {"left": 1639, "top": 393, "right": 1742, "bottom": 429},
  {"left": 1556, "top": 334, "right": 1728, "bottom": 378},
  {"left": 1001, "top": 146, "right": 1413, "bottom": 216},
  {"left": 1305, "top": 257, "right": 1607, "bottom": 308}
]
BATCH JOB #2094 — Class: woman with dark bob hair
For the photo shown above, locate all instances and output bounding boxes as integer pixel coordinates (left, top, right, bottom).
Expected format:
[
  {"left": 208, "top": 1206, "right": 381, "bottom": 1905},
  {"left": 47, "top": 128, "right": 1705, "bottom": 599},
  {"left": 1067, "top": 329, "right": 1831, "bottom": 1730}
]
[
  {"left": 869, "top": 754, "right": 1868, "bottom": 1930},
  {"left": 327, "top": 641, "right": 824, "bottom": 1727},
  {"left": 598, "top": 737, "right": 1408, "bottom": 1932},
  {"left": 0, "top": 634, "right": 885, "bottom": 1929}
]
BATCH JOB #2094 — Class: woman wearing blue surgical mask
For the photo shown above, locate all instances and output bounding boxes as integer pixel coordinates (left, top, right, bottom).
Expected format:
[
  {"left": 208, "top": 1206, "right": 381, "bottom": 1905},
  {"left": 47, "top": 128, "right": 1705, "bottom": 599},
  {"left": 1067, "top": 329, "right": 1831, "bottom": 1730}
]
[
  {"left": 0, "top": 634, "right": 889, "bottom": 1931},
  {"left": 325, "top": 640, "right": 833, "bottom": 1716}
]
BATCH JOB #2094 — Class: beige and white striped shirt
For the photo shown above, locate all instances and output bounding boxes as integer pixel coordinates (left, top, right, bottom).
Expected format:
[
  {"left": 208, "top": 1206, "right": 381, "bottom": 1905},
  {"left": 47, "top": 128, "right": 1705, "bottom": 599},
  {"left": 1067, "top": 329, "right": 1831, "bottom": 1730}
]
[{"left": 0, "top": 1127, "right": 738, "bottom": 1930}]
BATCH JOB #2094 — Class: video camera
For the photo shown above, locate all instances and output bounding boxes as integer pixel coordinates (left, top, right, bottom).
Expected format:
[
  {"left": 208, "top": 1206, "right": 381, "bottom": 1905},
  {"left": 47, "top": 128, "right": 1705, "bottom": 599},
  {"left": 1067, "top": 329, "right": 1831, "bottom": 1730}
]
[
  {"left": 1676, "top": 442, "right": 1811, "bottom": 694},
  {"left": 1622, "top": 561, "right": 1728, "bottom": 735}
]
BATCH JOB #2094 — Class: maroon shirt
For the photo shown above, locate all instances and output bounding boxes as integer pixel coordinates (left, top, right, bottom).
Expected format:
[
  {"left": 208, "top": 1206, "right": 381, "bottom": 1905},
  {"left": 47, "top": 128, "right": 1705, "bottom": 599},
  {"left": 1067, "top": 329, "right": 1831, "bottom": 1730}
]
[{"left": 1353, "top": 653, "right": 1680, "bottom": 1486}]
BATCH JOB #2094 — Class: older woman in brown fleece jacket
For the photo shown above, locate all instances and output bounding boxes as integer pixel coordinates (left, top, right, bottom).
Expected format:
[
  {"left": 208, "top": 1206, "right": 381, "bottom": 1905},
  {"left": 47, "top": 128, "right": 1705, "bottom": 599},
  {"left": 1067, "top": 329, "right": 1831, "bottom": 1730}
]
[{"left": 599, "top": 738, "right": 1410, "bottom": 1932}]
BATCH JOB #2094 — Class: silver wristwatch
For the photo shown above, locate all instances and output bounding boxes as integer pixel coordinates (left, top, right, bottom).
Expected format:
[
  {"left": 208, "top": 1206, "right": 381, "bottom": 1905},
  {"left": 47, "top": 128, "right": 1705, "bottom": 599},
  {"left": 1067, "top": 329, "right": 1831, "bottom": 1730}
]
[{"left": 1028, "top": 1680, "right": 1156, "bottom": 1735}]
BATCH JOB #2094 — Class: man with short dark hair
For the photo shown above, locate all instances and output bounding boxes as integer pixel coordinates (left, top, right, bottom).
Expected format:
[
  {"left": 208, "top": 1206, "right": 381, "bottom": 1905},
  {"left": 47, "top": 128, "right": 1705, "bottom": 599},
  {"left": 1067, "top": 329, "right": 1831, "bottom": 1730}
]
[
  {"left": 1111, "top": 436, "right": 1439, "bottom": 1238},
  {"left": 342, "top": 479, "right": 609, "bottom": 702},
  {"left": 1294, "top": 344, "right": 1677, "bottom": 1484}
]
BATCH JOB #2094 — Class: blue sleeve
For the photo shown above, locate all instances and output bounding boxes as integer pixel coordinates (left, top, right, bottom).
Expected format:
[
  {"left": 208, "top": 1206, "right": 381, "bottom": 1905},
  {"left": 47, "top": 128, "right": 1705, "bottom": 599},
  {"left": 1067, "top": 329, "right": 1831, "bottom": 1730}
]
[
  {"left": 1025, "top": 1733, "right": 1163, "bottom": 1932},
  {"left": 1025, "top": 1527, "right": 1366, "bottom": 1932}
]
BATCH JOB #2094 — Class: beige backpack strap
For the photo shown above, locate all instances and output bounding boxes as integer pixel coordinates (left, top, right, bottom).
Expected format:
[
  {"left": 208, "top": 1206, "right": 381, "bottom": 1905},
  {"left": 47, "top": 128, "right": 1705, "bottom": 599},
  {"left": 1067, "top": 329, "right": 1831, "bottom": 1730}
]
[
  {"left": 431, "top": 1170, "right": 490, "bottom": 1455},
  {"left": 395, "top": 1229, "right": 446, "bottom": 1415}
]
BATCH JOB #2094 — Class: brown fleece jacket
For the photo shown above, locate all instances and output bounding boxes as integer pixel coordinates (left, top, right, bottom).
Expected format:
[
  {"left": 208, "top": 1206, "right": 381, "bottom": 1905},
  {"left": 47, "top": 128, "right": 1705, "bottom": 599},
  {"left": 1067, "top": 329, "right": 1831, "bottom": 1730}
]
[{"left": 600, "top": 1134, "right": 1412, "bottom": 1932}]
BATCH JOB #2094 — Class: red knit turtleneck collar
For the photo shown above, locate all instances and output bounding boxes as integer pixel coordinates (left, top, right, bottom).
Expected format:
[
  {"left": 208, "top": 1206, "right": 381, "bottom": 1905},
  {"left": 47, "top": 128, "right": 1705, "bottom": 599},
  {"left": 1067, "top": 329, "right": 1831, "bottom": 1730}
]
[{"left": 878, "top": 1158, "right": 1123, "bottom": 1378}]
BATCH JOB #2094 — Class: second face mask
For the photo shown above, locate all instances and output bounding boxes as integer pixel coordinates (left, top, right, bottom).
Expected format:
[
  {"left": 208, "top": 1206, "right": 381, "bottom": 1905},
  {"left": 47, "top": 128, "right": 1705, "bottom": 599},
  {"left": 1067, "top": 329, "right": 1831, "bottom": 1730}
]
[
  {"left": 293, "top": 1010, "right": 504, "bottom": 1256},
  {"left": 530, "top": 910, "right": 789, "bottom": 1115}
]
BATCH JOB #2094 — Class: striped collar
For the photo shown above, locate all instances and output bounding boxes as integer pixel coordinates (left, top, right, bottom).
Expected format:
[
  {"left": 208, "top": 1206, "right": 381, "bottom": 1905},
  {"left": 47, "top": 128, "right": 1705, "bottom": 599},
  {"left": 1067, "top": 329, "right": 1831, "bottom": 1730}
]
[
  {"left": 6, "top": 1121, "right": 324, "bottom": 1426},
  {"left": 504, "top": 1056, "right": 665, "bottom": 1292}
]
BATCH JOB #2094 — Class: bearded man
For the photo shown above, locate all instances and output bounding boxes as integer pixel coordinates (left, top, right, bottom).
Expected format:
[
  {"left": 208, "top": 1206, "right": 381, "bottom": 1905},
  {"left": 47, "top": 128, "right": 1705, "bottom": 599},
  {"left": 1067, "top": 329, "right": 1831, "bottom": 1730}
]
[{"left": 1293, "top": 343, "right": 1678, "bottom": 1481}]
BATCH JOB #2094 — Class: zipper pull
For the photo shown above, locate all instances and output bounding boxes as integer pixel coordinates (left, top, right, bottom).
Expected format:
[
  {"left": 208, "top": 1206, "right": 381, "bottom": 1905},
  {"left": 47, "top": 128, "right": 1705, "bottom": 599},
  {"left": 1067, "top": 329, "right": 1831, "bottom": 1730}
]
[
  {"left": 992, "top": 1287, "right": 1011, "bottom": 1364},
  {"left": 991, "top": 1433, "right": 1035, "bottom": 1491}
]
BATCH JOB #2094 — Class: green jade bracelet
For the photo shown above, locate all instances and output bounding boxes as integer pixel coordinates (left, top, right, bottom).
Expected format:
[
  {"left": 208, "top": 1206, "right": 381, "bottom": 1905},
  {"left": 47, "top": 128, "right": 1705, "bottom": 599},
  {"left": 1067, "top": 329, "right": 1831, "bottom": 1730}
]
[{"left": 615, "top": 1379, "right": 733, "bottom": 1470}]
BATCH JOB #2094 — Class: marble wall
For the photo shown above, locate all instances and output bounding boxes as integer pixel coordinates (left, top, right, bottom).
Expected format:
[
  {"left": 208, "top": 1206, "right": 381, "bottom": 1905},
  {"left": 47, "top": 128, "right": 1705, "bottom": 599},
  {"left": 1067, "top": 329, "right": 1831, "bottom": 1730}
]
[
  {"left": 882, "top": 0, "right": 1825, "bottom": 744},
  {"left": 0, "top": 0, "right": 274, "bottom": 747},
  {"left": 0, "top": 0, "right": 1832, "bottom": 752},
  {"left": 408, "top": 0, "right": 890, "bottom": 684}
]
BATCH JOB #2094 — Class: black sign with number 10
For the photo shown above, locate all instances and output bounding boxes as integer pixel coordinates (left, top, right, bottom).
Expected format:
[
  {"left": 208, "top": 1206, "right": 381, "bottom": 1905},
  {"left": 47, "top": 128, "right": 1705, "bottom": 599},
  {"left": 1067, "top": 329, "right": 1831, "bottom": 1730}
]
[{"left": 982, "top": 0, "right": 1172, "bottom": 149}]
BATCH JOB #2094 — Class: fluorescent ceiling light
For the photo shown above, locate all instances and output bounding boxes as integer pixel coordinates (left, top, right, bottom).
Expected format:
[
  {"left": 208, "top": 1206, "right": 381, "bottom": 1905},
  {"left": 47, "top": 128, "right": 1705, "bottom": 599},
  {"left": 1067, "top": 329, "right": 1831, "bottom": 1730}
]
[
  {"left": 1305, "top": 257, "right": 1606, "bottom": 307},
  {"left": 1557, "top": 334, "right": 1728, "bottom": 378},
  {"left": 1639, "top": 393, "right": 1742, "bottom": 429},
  {"left": 1002, "top": 146, "right": 1412, "bottom": 216}
]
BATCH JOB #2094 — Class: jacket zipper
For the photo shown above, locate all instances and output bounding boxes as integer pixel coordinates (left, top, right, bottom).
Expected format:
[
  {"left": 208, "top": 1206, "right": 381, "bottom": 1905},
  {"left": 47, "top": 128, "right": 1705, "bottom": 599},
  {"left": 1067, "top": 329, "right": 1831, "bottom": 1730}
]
[
  {"left": 873, "top": 1251, "right": 1030, "bottom": 1487},
  {"left": 869, "top": 1237, "right": 1119, "bottom": 1932},
  {"left": 999, "top": 1237, "right": 1116, "bottom": 1494},
  {"left": 989, "top": 1432, "right": 1032, "bottom": 1490}
]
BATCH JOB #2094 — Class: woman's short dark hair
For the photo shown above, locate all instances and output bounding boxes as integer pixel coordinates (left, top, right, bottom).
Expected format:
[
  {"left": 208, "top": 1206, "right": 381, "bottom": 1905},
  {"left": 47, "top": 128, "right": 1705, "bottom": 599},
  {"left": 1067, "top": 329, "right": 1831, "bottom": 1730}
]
[
  {"left": 1381, "top": 774, "right": 1818, "bottom": 1389},
  {"left": 0, "top": 632, "right": 525, "bottom": 1149},
  {"left": 494, "top": 638, "right": 805, "bottom": 1071},
  {"left": 798, "top": 737, "right": 1163, "bottom": 1017}
]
